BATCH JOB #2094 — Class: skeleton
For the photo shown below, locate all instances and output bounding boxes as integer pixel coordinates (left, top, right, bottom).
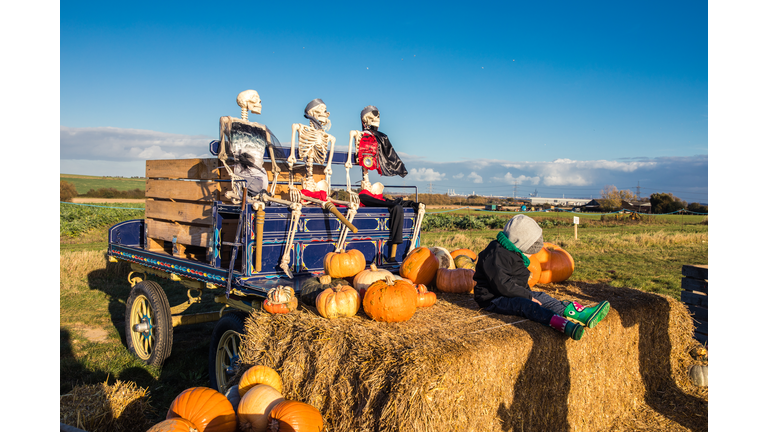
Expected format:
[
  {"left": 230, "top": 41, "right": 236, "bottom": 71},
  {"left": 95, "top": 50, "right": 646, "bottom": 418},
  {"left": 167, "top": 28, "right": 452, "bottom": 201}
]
[
  {"left": 216, "top": 90, "right": 301, "bottom": 278},
  {"left": 288, "top": 99, "right": 335, "bottom": 197},
  {"left": 346, "top": 106, "right": 426, "bottom": 256}
]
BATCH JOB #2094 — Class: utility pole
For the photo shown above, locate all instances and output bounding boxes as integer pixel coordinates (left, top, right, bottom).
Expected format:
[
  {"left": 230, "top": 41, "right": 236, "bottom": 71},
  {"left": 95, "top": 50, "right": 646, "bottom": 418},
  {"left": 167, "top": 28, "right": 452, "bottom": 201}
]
[
  {"left": 428, "top": 182, "right": 433, "bottom": 194},
  {"left": 636, "top": 181, "right": 641, "bottom": 199},
  {"left": 513, "top": 180, "right": 519, "bottom": 203}
]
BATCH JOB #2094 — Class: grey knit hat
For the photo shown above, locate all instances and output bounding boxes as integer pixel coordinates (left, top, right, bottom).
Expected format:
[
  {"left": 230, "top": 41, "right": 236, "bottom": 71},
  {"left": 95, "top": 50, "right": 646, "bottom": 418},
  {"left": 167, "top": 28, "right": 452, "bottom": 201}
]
[{"left": 503, "top": 215, "right": 544, "bottom": 254}]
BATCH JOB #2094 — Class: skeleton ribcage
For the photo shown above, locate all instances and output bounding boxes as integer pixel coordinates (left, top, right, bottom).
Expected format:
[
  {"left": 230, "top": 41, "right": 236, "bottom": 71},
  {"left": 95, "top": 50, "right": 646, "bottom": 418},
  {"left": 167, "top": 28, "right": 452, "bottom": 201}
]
[{"left": 298, "top": 128, "right": 328, "bottom": 164}]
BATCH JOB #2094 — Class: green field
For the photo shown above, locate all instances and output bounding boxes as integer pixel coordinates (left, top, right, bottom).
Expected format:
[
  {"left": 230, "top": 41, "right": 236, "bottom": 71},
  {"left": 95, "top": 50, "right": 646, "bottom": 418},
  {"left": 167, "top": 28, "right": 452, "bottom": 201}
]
[
  {"left": 61, "top": 174, "right": 146, "bottom": 194},
  {"left": 60, "top": 205, "right": 707, "bottom": 425}
]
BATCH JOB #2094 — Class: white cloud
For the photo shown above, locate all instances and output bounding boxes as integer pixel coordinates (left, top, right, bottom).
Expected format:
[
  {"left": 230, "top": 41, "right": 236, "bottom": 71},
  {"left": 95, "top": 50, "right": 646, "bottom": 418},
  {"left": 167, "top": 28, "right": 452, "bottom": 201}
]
[
  {"left": 409, "top": 167, "right": 445, "bottom": 182},
  {"left": 493, "top": 172, "right": 541, "bottom": 185},
  {"left": 468, "top": 172, "right": 483, "bottom": 183},
  {"left": 60, "top": 126, "right": 213, "bottom": 161},
  {"left": 453, "top": 173, "right": 465, "bottom": 179}
]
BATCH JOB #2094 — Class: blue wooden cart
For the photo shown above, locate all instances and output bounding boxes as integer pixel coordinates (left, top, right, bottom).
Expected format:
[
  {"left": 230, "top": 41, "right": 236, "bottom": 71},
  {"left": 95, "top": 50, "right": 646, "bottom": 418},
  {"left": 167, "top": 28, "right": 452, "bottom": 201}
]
[{"left": 107, "top": 153, "right": 420, "bottom": 392}]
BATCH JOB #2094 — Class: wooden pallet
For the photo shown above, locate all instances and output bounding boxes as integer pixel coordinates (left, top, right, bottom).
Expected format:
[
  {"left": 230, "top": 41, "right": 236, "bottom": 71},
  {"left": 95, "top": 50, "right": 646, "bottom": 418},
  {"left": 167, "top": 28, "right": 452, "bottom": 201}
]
[
  {"left": 680, "top": 264, "right": 707, "bottom": 345},
  {"left": 145, "top": 158, "right": 222, "bottom": 261}
]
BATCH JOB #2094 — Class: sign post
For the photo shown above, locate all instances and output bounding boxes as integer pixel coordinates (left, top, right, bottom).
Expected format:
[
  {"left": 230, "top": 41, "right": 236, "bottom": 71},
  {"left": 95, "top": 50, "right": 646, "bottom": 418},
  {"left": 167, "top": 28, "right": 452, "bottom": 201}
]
[{"left": 573, "top": 216, "right": 580, "bottom": 240}]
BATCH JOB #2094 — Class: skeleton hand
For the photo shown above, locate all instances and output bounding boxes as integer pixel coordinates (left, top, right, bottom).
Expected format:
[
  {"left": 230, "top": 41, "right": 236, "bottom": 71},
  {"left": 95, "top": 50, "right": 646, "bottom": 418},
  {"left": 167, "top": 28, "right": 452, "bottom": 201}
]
[{"left": 349, "top": 191, "right": 360, "bottom": 207}]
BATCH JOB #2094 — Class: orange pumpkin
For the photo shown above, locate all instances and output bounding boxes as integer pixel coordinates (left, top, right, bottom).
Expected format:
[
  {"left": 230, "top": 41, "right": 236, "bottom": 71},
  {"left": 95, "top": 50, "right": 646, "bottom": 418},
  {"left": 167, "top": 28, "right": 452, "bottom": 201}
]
[
  {"left": 148, "top": 418, "right": 199, "bottom": 432},
  {"left": 435, "top": 268, "right": 477, "bottom": 294},
  {"left": 237, "top": 384, "right": 285, "bottom": 432},
  {"left": 238, "top": 365, "right": 283, "bottom": 396},
  {"left": 400, "top": 246, "right": 439, "bottom": 285},
  {"left": 450, "top": 248, "right": 477, "bottom": 261},
  {"left": 263, "top": 297, "right": 298, "bottom": 314},
  {"left": 526, "top": 255, "right": 542, "bottom": 288},
  {"left": 363, "top": 275, "right": 418, "bottom": 322},
  {"left": 267, "top": 400, "right": 324, "bottom": 432},
  {"left": 531, "top": 242, "right": 575, "bottom": 284},
  {"left": 323, "top": 249, "right": 366, "bottom": 278},
  {"left": 414, "top": 283, "right": 437, "bottom": 308},
  {"left": 316, "top": 283, "right": 360, "bottom": 319},
  {"left": 166, "top": 387, "right": 237, "bottom": 432}
]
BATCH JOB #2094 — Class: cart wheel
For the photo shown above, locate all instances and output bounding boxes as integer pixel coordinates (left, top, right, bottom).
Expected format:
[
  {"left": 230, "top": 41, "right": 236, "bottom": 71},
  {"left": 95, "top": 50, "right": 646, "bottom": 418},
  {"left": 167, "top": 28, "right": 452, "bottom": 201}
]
[
  {"left": 209, "top": 312, "right": 247, "bottom": 393},
  {"left": 124, "top": 280, "right": 173, "bottom": 367}
]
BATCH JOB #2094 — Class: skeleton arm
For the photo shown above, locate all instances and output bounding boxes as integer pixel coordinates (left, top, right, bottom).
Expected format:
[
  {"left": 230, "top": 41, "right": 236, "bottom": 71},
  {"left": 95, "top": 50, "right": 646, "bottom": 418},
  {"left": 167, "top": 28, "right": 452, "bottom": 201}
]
[{"left": 265, "top": 130, "right": 280, "bottom": 196}]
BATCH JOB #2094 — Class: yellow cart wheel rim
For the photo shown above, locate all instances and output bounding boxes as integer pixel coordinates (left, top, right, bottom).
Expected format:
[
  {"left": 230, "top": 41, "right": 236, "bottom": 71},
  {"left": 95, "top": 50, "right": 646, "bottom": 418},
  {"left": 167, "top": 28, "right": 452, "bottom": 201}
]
[
  {"left": 215, "top": 329, "right": 241, "bottom": 393},
  {"left": 129, "top": 294, "right": 154, "bottom": 360}
]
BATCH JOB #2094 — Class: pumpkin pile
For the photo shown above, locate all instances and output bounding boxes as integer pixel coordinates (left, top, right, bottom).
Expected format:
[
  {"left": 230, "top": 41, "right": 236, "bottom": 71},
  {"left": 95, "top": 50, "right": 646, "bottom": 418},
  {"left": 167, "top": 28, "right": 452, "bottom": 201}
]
[{"left": 148, "top": 365, "right": 323, "bottom": 432}]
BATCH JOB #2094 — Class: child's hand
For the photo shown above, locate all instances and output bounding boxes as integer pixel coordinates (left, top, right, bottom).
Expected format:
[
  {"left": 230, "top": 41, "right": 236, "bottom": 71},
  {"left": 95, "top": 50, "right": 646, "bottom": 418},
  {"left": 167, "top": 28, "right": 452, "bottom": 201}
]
[{"left": 531, "top": 297, "right": 542, "bottom": 306}]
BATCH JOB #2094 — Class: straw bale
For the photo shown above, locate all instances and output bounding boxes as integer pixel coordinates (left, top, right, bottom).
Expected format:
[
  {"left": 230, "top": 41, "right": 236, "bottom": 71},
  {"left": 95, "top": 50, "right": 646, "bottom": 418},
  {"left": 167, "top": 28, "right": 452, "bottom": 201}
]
[
  {"left": 237, "top": 282, "right": 707, "bottom": 432},
  {"left": 60, "top": 379, "right": 154, "bottom": 432}
]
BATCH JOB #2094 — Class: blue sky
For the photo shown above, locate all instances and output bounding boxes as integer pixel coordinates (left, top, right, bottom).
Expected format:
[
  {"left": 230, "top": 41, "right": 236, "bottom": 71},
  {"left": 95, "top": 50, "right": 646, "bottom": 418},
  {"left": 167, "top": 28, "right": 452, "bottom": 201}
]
[{"left": 59, "top": 0, "right": 708, "bottom": 203}]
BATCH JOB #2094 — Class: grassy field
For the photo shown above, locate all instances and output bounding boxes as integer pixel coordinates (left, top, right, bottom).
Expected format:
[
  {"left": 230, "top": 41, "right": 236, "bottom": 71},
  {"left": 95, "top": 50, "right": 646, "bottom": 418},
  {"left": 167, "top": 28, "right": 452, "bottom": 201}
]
[
  {"left": 61, "top": 174, "right": 146, "bottom": 194},
  {"left": 60, "top": 204, "right": 707, "bottom": 426}
]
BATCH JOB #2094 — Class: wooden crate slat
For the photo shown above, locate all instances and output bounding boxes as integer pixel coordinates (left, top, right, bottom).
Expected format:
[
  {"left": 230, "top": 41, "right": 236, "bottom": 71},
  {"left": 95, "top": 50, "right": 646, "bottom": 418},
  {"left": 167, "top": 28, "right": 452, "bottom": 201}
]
[
  {"left": 681, "top": 264, "right": 708, "bottom": 280},
  {"left": 146, "top": 218, "right": 212, "bottom": 248},
  {"left": 681, "top": 277, "right": 708, "bottom": 294},
  {"left": 145, "top": 199, "right": 213, "bottom": 225},
  {"left": 146, "top": 158, "right": 219, "bottom": 180},
  {"left": 693, "top": 321, "right": 708, "bottom": 336},
  {"left": 680, "top": 290, "right": 708, "bottom": 308},
  {"left": 693, "top": 331, "right": 707, "bottom": 344},
  {"left": 219, "top": 161, "right": 325, "bottom": 183},
  {"left": 146, "top": 179, "right": 221, "bottom": 202},
  {"left": 686, "top": 305, "right": 708, "bottom": 323}
]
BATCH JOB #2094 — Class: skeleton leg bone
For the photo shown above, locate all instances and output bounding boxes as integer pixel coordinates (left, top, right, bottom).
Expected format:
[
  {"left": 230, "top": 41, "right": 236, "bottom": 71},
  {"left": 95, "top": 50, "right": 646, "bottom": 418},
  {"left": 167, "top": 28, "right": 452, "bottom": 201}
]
[{"left": 407, "top": 203, "right": 426, "bottom": 256}]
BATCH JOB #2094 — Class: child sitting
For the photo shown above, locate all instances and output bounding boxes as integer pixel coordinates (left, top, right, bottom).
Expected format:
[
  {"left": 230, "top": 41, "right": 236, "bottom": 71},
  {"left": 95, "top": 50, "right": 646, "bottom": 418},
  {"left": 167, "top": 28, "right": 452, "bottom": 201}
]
[{"left": 473, "top": 214, "right": 610, "bottom": 340}]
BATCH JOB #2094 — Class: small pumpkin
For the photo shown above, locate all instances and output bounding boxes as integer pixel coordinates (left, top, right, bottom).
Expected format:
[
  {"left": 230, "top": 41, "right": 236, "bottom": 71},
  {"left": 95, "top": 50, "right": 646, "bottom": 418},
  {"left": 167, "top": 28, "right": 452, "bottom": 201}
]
[
  {"left": 263, "top": 286, "right": 299, "bottom": 314},
  {"left": 299, "top": 274, "right": 350, "bottom": 306},
  {"left": 353, "top": 264, "right": 394, "bottom": 298},
  {"left": 148, "top": 418, "right": 199, "bottom": 432},
  {"left": 363, "top": 275, "right": 418, "bottom": 322},
  {"left": 323, "top": 249, "right": 366, "bottom": 278},
  {"left": 453, "top": 254, "right": 476, "bottom": 270},
  {"left": 450, "top": 248, "right": 477, "bottom": 261},
  {"left": 688, "top": 363, "right": 708, "bottom": 387},
  {"left": 429, "top": 246, "right": 455, "bottom": 269},
  {"left": 414, "top": 283, "right": 437, "bottom": 308},
  {"left": 530, "top": 242, "right": 575, "bottom": 284},
  {"left": 400, "top": 246, "right": 440, "bottom": 285},
  {"left": 237, "top": 384, "right": 285, "bottom": 432},
  {"left": 316, "top": 283, "right": 360, "bottom": 319},
  {"left": 238, "top": 365, "right": 283, "bottom": 396},
  {"left": 166, "top": 387, "right": 237, "bottom": 432},
  {"left": 267, "top": 400, "right": 324, "bottom": 432},
  {"left": 435, "top": 268, "right": 477, "bottom": 294},
  {"left": 224, "top": 386, "right": 240, "bottom": 412},
  {"left": 526, "top": 255, "right": 542, "bottom": 288}
]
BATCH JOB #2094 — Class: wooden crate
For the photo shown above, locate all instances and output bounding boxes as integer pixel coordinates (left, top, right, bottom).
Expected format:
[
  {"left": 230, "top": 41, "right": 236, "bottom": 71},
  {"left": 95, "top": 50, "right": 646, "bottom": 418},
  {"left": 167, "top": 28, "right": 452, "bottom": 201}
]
[
  {"left": 218, "top": 161, "right": 327, "bottom": 203},
  {"left": 145, "top": 158, "right": 223, "bottom": 261},
  {"left": 680, "top": 264, "right": 707, "bottom": 345}
]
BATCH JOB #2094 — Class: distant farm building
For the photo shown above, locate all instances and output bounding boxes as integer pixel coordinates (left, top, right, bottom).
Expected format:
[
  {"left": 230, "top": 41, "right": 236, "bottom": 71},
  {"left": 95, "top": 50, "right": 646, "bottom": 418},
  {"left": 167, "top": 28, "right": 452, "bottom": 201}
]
[
  {"left": 529, "top": 197, "right": 592, "bottom": 207},
  {"left": 620, "top": 200, "right": 652, "bottom": 214}
]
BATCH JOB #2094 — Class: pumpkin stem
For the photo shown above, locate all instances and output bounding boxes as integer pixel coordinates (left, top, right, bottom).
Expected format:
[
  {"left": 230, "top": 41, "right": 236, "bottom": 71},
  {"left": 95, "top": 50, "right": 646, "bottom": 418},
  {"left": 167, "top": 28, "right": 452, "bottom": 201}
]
[
  {"left": 384, "top": 275, "right": 395, "bottom": 285},
  {"left": 268, "top": 418, "right": 280, "bottom": 432},
  {"left": 370, "top": 263, "right": 378, "bottom": 272},
  {"left": 319, "top": 274, "right": 332, "bottom": 285}
]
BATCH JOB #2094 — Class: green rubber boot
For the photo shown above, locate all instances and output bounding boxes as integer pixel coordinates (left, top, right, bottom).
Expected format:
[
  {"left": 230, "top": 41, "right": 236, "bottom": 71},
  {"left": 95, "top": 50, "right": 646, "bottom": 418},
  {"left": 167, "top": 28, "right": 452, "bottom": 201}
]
[
  {"left": 564, "top": 300, "right": 610, "bottom": 329},
  {"left": 549, "top": 315, "right": 584, "bottom": 341}
]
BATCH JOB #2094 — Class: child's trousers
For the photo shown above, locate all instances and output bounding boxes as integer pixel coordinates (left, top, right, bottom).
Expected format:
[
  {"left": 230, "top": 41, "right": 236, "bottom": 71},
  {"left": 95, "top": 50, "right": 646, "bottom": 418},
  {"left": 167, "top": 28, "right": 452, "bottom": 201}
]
[{"left": 484, "top": 291, "right": 566, "bottom": 326}]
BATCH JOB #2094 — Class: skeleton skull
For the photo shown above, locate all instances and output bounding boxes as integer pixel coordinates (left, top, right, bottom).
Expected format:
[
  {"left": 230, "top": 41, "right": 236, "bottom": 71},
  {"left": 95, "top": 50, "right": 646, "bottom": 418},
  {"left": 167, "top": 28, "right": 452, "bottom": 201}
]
[
  {"left": 362, "top": 109, "right": 380, "bottom": 128},
  {"left": 236, "top": 90, "right": 262, "bottom": 116},
  {"left": 371, "top": 182, "right": 384, "bottom": 195},
  {"left": 308, "top": 103, "right": 331, "bottom": 130}
]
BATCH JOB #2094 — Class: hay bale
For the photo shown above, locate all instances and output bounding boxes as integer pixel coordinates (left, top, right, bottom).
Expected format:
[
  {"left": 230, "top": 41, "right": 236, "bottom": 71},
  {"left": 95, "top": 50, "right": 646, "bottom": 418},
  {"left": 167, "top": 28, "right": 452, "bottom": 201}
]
[
  {"left": 60, "top": 380, "right": 154, "bottom": 432},
  {"left": 237, "top": 282, "right": 706, "bottom": 432}
]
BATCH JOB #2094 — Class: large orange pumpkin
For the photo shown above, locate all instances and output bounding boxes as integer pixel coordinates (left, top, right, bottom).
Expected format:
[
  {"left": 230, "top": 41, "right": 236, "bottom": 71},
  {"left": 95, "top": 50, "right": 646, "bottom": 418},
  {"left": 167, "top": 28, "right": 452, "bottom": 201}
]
[
  {"left": 526, "top": 255, "right": 542, "bottom": 288},
  {"left": 435, "top": 268, "right": 477, "bottom": 294},
  {"left": 531, "top": 242, "right": 575, "bottom": 284},
  {"left": 323, "top": 249, "right": 366, "bottom": 278},
  {"left": 400, "top": 247, "right": 439, "bottom": 285},
  {"left": 363, "top": 275, "right": 418, "bottom": 322},
  {"left": 450, "top": 248, "right": 477, "bottom": 261},
  {"left": 267, "top": 400, "right": 324, "bottom": 432},
  {"left": 166, "top": 387, "right": 237, "bottom": 432},
  {"left": 316, "top": 283, "right": 360, "bottom": 319},
  {"left": 148, "top": 418, "right": 199, "bottom": 432},
  {"left": 238, "top": 365, "right": 283, "bottom": 396}
]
